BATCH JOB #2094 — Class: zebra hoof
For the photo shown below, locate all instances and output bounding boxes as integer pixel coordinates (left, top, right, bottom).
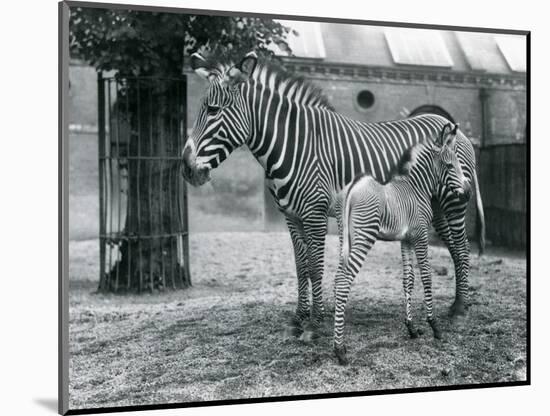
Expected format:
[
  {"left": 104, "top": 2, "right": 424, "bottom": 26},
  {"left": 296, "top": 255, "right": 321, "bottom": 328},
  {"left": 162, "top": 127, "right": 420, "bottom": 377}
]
[
  {"left": 334, "top": 345, "right": 348, "bottom": 365},
  {"left": 299, "top": 323, "right": 319, "bottom": 343},
  {"left": 299, "top": 330, "right": 318, "bottom": 343},
  {"left": 406, "top": 322, "right": 420, "bottom": 339},
  {"left": 283, "top": 325, "right": 302, "bottom": 338},
  {"left": 428, "top": 320, "right": 442, "bottom": 340},
  {"left": 449, "top": 299, "right": 468, "bottom": 317}
]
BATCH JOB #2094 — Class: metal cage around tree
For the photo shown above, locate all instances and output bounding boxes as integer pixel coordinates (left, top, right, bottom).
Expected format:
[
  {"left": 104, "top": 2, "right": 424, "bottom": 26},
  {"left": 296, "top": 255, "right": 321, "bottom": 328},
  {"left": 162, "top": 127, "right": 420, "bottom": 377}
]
[{"left": 97, "top": 74, "right": 191, "bottom": 293}]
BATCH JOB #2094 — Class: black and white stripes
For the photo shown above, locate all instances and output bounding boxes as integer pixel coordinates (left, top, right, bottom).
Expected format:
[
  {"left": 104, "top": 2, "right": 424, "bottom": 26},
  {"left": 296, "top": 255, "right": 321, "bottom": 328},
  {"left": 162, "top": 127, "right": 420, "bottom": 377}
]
[
  {"left": 182, "top": 52, "right": 485, "bottom": 344},
  {"left": 333, "top": 124, "right": 466, "bottom": 364}
]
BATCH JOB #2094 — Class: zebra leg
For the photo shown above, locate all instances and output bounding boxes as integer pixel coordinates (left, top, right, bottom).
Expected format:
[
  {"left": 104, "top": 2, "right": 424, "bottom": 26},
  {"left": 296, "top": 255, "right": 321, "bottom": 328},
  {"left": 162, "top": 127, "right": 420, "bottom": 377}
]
[
  {"left": 432, "top": 199, "right": 469, "bottom": 317},
  {"left": 333, "top": 266, "right": 355, "bottom": 365},
  {"left": 335, "top": 199, "right": 344, "bottom": 296},
  {"left": 432, "top": 202, "right": 457, "bottom": 260},
  {"left": 447, "top": 214, "right": 471, "bottom": 317},
  {"left": 334, "top": 229, "right": 375, "bottom": 365},
  {"left": 299, "top": 215, "right": 328, "bottom": 343},
  {"left": 401, "top": 242, "right": 419, "bottom": 338},
  {"left": 413, "top": 233, "right": 442, "bottom": 339},
  {"left": 333, "top": 264, "right": 349, "bottom": 365},
  {"left": 284, "top": 216, "right": 311, "bottom": 336}
]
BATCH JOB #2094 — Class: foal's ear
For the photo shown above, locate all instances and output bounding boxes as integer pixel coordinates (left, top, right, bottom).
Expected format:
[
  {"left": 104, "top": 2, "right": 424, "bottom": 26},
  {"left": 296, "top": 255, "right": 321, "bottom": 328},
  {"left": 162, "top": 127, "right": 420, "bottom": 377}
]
[
  {"left": 451, "top": 122, "right": 460, "bottom": 135},
  {"left": 438, "top": 123, "right": 452, "bottom": 144},
  {"left": 444, "top": 122, "right": 460, "bottom": 147},
  {"left": 191, "top": 53, "right": 216, "bottom": 81}
]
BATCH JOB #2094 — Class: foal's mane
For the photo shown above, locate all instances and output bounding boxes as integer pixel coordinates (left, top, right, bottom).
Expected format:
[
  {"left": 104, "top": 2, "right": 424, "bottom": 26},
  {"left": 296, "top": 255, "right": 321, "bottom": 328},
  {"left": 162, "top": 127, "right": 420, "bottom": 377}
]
[{"left": 386, "top": 141, "right": 434, "bottom": 183}]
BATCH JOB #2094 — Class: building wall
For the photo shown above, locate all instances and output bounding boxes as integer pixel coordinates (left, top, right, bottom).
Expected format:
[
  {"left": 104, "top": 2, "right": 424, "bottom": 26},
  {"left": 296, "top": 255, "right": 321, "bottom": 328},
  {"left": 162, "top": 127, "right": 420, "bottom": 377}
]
[
  {"left": 184, "top": 70, "right": 527, "bottom": 245},
  {"left": 186, "top": 72, "right": 525, "bottom": 144},
  {"left": 186, "top": 74, "right": 485, "bottom": 134},
  {"left": 486, "top": 89, "right": 527, "bottom": 145},
  {"left": 314, "top": 77, "right": 484, "bottom": 135},
  {"left": 80, "top": 69, "right": 526, "bottom": 148},
  {"left": 69, "top": 63, "right": 527, "bottom": 247},
  {"left": 69, "top": 63, "right": 99, "bottom": 129}
]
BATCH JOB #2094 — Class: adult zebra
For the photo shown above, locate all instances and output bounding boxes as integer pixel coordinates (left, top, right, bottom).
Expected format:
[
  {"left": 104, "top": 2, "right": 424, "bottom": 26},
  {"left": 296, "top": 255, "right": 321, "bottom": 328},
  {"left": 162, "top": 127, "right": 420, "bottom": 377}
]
[{"left": 181, "top": 52, "right": 485, "bottom": 341}]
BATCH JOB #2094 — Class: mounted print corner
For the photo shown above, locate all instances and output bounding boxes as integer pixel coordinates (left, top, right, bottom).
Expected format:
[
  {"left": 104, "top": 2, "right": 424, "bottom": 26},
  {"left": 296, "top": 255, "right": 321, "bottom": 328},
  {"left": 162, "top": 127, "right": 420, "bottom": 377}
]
[{"left": 59, "top": 1, "right": 530, "bottom": 414}]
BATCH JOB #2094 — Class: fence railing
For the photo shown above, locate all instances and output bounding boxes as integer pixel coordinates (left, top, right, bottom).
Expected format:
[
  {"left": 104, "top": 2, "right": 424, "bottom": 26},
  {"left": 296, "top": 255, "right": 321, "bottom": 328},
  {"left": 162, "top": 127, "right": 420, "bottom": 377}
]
[
  {"left": 479, "top": 143, "right": 527, "bottom": 249},
  {"left": 97, "top": 74, "right": 191, "bottom": 293}
]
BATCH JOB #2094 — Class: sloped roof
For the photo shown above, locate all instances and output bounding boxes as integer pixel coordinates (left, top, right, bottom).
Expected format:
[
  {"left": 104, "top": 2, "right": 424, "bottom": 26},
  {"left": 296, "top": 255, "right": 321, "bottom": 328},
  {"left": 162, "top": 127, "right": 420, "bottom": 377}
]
[{"left": 277, "top": 20, "right": 526, "bottom": 75}]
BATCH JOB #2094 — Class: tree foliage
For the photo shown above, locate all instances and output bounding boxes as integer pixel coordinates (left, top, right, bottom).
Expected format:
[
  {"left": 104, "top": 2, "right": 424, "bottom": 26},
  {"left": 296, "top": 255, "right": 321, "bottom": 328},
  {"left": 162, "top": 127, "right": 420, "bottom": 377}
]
[{"left": 69, "top": 7, "right": 292, "bottom": 76}]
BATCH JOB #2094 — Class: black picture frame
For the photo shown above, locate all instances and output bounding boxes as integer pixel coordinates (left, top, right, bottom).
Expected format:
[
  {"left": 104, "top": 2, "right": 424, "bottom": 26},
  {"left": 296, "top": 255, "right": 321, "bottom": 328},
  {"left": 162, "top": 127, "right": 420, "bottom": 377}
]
[{"left": 59, "top": 1, "right": 530, "bottom": 414}]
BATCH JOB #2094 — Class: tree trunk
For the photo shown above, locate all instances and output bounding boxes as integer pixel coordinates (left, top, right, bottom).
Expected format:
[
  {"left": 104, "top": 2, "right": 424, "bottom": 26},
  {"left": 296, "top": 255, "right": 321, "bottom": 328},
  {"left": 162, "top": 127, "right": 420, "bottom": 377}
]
[{"left": 98, "top": 76, "right": 190, "bottom": 293}]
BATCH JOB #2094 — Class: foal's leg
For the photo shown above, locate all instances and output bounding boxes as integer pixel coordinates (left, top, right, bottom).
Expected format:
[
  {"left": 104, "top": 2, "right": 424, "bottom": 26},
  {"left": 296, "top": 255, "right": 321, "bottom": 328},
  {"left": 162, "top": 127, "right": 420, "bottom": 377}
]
[
  {"left": 333, "top": 209, "right": 379, "bottom": 365},
  {"left": 333, "top": 264, "right": 355, "bottom": 365},
  {"left": 414, "top": 232, "right": 442, "bottom": 339},
  {"left": 401, "top": 241, "right": 419, "bottom": 338}
]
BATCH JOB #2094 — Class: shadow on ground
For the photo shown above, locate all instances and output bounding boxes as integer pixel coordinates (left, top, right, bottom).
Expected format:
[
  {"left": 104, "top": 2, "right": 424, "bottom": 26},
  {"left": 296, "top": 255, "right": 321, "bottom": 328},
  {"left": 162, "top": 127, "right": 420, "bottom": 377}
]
[{"left": 68, "top": 232, "right": 527, "bottom": 410}]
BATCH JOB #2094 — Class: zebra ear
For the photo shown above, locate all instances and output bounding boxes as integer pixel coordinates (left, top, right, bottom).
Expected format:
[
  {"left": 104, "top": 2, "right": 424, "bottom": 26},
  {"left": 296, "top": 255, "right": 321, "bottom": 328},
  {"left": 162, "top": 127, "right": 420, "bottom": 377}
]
[
  {"left": 438, "top": 123, "right": 452, "bottom": 145},
  {"left": 238, "top": 51, "right": 258, "bottom": 76},
  {"left": 444, "top": 123, "right": 460, "bottom": 147},
  {"left": 451, "top": 122, "right": 460, "bottom": 135},
  {"left": 227, "top": 52, "right": 258, "bottom": 86},
  {"left": 191, "top": 53, "right": 215, "bottom": 81}
]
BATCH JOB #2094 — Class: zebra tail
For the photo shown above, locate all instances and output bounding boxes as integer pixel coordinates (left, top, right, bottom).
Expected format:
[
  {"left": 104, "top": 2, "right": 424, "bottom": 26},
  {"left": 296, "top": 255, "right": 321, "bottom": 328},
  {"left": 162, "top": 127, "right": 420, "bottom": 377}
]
[
  {"left": 473, "top": 172, "right": 486, "bottom": 256},
  {"left": 341, "top": 184, "right": 355, "bottom": 268}
]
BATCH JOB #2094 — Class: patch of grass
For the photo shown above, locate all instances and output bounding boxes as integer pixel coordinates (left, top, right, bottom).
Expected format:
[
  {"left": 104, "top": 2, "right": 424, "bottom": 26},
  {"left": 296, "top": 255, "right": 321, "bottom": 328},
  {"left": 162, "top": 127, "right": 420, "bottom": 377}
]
[{"left": 68, "top": 233, "right": 527, "bottom": 410}]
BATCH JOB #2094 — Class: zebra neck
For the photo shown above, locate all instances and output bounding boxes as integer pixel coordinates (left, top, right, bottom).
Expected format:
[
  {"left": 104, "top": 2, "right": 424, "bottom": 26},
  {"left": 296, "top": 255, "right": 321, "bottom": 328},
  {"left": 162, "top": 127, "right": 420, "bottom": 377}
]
[
  {"left": 246, "top": 89, "right": 319, "bottom": 175},
  {"left": 392, "top": 159, "right": 437, "bottom": 203}
]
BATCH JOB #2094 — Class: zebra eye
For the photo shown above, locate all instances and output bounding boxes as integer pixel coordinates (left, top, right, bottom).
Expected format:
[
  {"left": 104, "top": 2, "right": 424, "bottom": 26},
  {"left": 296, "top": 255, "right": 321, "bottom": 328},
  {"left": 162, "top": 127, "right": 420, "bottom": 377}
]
[{"left": 207, "top": 105, "right": 221, "bottom": 116}]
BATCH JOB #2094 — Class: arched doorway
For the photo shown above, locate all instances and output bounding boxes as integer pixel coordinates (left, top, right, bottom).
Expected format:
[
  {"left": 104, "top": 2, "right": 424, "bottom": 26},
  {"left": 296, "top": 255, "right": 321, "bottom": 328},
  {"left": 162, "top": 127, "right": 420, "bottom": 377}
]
[{"left": 409, "top": 105, "right": 455, "bottom": 123}]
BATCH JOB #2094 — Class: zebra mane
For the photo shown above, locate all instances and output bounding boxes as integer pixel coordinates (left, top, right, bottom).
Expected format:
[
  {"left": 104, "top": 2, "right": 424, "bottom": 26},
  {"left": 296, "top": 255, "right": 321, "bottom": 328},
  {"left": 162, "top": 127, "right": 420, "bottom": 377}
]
[
  {"left": 251, "top": 61, "right": 334, "bottom": 111},
  {"left": 387, "top": 141, "right": 434, "bottom": 182},
  {"left": 199, "top": 54, "right": 334, "bottom": 111},
  {"left": 384, "top": 118, "right": 456, "bottom": 183}
]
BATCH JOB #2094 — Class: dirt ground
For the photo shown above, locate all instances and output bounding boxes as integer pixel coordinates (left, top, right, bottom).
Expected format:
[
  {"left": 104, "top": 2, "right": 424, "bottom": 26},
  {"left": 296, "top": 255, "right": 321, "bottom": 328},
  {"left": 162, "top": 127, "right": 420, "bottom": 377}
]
[{"left": 68, "top": 232, "right": 527, "bottom": 410}]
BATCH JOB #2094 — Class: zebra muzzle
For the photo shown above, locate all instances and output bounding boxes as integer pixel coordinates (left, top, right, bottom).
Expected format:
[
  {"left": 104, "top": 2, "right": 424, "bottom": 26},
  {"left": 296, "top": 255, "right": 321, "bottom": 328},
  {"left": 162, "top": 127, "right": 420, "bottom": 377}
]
[
  {"left": 181, "top": 162, "right": 211, "bottom": 187},
  {"left": 452, "top": 180, "right": 471, "bottom": 200},
  {"left": 181, "top": 143, "right": 212, "bottom": 186}
]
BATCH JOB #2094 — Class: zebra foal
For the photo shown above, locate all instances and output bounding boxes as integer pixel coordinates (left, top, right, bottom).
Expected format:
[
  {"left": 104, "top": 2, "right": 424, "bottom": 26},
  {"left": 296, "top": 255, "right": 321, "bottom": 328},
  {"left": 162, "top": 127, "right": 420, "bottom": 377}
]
[{"left": 334, "top": 122, "right": 467, "bottom": 365}]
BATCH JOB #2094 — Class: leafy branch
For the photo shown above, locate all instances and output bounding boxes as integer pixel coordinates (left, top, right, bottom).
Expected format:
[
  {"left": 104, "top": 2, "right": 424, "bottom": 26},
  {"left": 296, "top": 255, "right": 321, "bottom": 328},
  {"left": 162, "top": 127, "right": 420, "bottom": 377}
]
[{"left": 69, "top": 7, "right": 292, "bottom": 77}]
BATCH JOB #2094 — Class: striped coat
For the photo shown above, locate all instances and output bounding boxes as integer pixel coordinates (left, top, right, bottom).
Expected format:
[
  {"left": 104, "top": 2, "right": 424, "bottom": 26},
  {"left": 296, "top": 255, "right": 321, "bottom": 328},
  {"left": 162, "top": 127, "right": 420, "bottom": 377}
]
[{"left": 182, "top": 52, "right": 484, "bottom": 343}]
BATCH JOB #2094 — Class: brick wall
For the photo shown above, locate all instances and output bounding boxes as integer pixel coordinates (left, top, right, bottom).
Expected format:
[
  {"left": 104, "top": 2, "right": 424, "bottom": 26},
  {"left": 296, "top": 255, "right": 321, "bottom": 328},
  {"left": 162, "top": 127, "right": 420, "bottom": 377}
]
[
  {"left": 186, "top": 71, "right": 526, "bottom": 245},
  {"left": 486, "top": 89, "right": 527, "bottom": 145},
  {"left": 69, "top": 64, "right": 526, "bottom": 247},
  {"left": 70, "top": 65, "right": 526, "bottom": 148}
]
